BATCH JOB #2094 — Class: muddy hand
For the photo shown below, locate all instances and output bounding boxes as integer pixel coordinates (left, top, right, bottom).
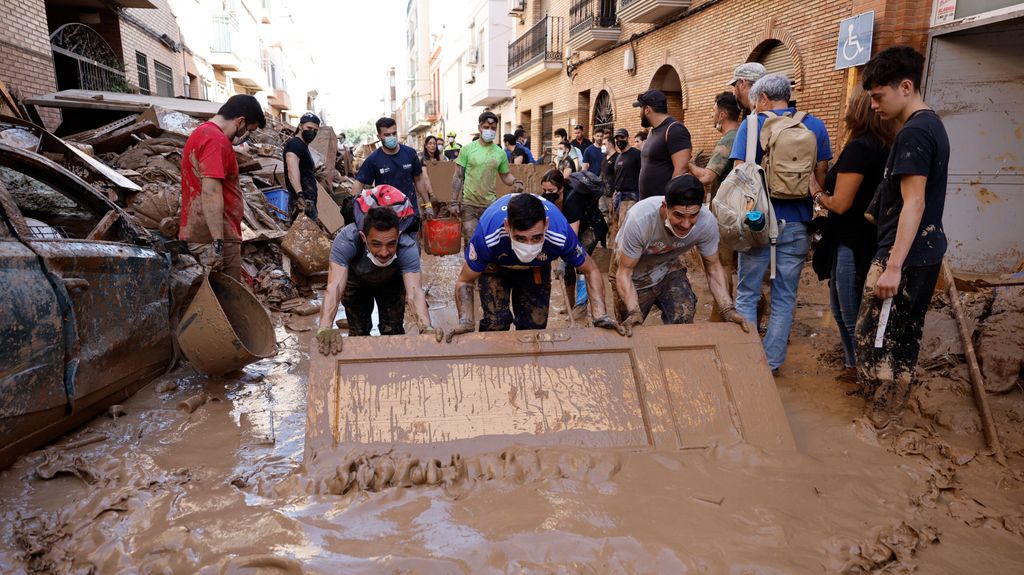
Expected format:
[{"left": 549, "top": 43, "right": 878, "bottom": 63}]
[
  {"left": 200, "top": 239, "right": 225, "bottom": 272},
  {"left": 420, "top": 324, "right": 444, "bottom": 343},
  {"left": 316, "top": 327, "right": 344, "bottom": 355},
  {"left": 593, "top": 315, "right": 627, "bottom": 336},
  {"left": 449, "top": 202, "right": 462, "bottom": 217},
  {"left": 445, "top": 320, "right": 475, "bottom": 343},
  {"left": 512, "top": 179, "right": 525, "bottom": 194},
  {"left": 720, "top": 305, "right": 751, "bottom": 333},
  {"left": 621, "top": 308, "right": 644, "bottom": 337}
]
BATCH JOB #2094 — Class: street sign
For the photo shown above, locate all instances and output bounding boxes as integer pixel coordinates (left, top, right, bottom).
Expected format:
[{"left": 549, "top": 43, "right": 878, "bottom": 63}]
[{"left": 835, "top": 11, "right": 874, "bottom": 70}]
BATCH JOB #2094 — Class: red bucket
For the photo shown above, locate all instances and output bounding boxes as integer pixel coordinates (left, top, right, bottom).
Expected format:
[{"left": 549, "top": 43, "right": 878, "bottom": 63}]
[{"left": 423, "top": 217, "right": 462, "bottom": 256}]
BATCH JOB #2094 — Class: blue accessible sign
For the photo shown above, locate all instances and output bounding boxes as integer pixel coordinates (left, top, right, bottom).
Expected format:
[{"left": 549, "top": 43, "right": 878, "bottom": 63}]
[{"left": 835, "top": 11, "right": 874, "bottom": 70}]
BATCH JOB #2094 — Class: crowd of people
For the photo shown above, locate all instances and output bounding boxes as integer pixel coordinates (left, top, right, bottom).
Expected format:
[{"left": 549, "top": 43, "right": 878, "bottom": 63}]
[{"left": 177, "top": 44, "right": 948, "bottom": 429}]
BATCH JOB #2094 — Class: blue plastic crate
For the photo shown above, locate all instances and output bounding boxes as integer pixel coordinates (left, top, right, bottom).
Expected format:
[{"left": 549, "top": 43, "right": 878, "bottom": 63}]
[{"left": 262, "top": 188, "right": 290, "bottom": 221}]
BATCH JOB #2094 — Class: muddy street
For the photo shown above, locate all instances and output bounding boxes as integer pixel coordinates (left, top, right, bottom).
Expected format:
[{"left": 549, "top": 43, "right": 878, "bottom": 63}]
[{"left": 2, "top": 260, "right": 1023, "bottom": 574}]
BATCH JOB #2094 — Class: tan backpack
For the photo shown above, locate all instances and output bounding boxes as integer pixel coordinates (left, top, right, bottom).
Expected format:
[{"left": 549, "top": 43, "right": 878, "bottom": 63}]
[
  {"left": 712, "top": 115, "right": 778, "bottom": 257},
  {"left": 760, "top": 111, "right": 817, "bottom": 200}
]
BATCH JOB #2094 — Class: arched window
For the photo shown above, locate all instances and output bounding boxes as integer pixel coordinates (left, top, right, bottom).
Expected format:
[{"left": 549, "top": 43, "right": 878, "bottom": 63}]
[
  {"left": 592, "top": 90, "right": 613, "bottom": 134},
  {"left": 648, "top": 65, "right": 684, "bottom": 121},
  {"left": 749, "top": 40, "right": 796, "bottom": 106}
]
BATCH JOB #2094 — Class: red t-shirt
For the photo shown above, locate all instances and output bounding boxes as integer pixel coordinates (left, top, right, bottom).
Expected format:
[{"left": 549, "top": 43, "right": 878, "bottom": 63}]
[{"left": 179, "top": 121, "right": 242, "bottom": 242}]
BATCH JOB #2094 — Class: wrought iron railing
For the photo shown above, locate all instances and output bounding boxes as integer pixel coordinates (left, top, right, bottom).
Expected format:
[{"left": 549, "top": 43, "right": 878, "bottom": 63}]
[
  {"left": 508, "top": 16, "right": 564, "bottom": 77},
  {"left": 570, "top": 0, "right": 618, "bottom": 36}
]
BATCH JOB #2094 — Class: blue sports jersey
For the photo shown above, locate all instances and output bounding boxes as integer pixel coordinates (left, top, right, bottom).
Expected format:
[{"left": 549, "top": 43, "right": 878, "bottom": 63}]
[{"left": 465, "top": 194, "right": 587, "bottom": 272}]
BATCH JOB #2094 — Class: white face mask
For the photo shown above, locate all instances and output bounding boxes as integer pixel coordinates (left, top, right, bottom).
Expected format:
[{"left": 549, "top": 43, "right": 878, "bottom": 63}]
[
  {"left": 366, "top": 250, "right": 397, "bottom": 267},
  {"left": 510, "top": 239, "right": 544, "bottom": 263},
  {"left": 665, "top": 218, "right": 692, "bottom": 239},
  {"left": 600, "top": 144, "right": 607, "bottom": 154}
]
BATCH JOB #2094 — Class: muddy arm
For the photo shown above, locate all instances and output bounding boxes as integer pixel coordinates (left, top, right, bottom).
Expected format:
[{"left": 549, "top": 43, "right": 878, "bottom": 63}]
[
  {"left": 402, "top": 271, "right": 433, "bottom": 330},
  {"left": 614, "top": 252, "right": 641, "bottom": 313},
  {"left": 700, "top": 251, "right": 733, "bottom": 311},
  {"left": 453, "top": 262, "right": 481, "bottom": 325},
  {"left": 318, "top": 262, "right": 349, "bottom": 329},
  {"left": 200, "top": 177, "right": 225, "bottom": 241},
  {"left": 577, "top": 254, "right": 609, "bottom": 318},
  {"left": 452, "top": 166, "right": 465, "bottom": 204},
  {"left": 285, "top": 152, "right": 303, "bottom": 202}
]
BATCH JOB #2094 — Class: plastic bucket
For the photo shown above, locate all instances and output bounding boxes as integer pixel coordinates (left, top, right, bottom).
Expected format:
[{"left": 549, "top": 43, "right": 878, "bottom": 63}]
[
  {"left": 262, "top": 188, "right": 290, "bottom": 221},
  {"left": 423, "top": 217, "right": 462, "bottom": 256},
  {"left": 176, "top": 272, "right": 276, "bottom": 375}
]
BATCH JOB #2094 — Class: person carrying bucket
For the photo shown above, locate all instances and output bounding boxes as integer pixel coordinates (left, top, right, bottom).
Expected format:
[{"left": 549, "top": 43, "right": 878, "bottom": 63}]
[{"left": 317, "top": 186, "right": 440, "bottom": 354}]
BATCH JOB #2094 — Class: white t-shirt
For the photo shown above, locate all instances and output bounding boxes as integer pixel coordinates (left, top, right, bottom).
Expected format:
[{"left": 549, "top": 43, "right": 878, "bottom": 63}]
[{"left": 613, "top": 196, "right": 719, "bottom": 289}]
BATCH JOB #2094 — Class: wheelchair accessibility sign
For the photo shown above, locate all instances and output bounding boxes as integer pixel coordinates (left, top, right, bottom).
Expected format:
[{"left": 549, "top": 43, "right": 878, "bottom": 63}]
[{"left": 835, "top": 11, "right": 874, "bottom": 70}]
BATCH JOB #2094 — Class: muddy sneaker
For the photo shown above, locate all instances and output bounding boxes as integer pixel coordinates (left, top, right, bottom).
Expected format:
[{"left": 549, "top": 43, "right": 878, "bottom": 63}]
[
  {"left": 771, "top": 368, "right": 780, "bottom": 377},
  {"left": 836, "top": 367, "right": 858, "bottom": 384}
]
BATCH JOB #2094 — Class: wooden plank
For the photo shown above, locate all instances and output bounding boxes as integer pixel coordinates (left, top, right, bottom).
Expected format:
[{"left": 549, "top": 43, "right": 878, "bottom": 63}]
[
  {"left": 0, "top": 78, "right": 23, "bottom": 120},
  {"left": 306, "top": 323, "right": 794, "bottom": 470},
  {"left": 26, "top": 90, "right": 222, "bottom": 118},
  {"left": 85, "top": 210, "right": 120, "bottom": 241},
  {"left": 316, "top": 183, "right": 344, "bottom": 234}
]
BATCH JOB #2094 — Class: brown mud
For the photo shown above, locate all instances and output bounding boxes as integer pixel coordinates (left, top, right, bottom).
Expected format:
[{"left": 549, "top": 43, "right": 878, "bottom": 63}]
[{"left": 1, "top": 260, "right": 1024, "bottom": 573}]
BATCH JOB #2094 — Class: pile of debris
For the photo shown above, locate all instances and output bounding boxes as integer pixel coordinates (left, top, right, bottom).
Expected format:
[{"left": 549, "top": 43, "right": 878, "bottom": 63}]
[{"left": 0, "top": 89, "right": 361, "bottom": 314}]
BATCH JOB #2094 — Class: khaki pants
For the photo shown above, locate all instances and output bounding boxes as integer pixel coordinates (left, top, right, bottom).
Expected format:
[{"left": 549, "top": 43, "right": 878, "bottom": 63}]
[
  {"left": 609, "top": 199, "right": 636, "bottom": 249},
  {"left": 461, "top": 203, "right": 488, "bottom": 245},
  {"left": 189, "top": 240, "right": 242, "bottom": 281}
]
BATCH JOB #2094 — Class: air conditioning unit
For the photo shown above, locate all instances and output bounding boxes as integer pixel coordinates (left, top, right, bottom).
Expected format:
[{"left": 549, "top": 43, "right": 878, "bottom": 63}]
[
  {"left": 467, "top": 47, "right": 480, "bottom": 66},
  {"left": 508, "top": 0, "right": 526, "bottom": 15}
]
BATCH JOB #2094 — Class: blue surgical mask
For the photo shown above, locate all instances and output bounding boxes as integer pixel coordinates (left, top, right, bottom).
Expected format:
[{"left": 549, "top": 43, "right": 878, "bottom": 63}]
[
  {"left": 383, "top": 135, "right": 399, "bottom": 149},
  {"left": 481, "top": 129, "right": 496, "bottom": 143}
]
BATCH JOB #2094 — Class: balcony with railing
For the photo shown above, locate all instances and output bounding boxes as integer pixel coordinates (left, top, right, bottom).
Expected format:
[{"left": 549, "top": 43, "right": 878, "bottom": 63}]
[
  {"left": 507, "top": 16, "right": 564, "bottom": 89},
  {"left": 568, "top": 0, "right": 619, "bottom": 51},
  {"left": 209, "top": 14, "right": 267, "bottom": 91},
  {"left": 616, "top": 0, "right": 690, "bottom": 23}
]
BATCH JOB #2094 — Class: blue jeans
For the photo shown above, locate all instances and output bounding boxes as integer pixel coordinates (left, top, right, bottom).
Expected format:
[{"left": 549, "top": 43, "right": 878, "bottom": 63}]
[
  {"left": 736, "top": 221, "right": 810, "bottom": 370},
  {"left": 830, "top": 243, "right": 864, "bottom": 368}
]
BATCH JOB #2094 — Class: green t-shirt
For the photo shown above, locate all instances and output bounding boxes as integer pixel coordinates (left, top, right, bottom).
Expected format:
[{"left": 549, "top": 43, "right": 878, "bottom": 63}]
[
  {"left": 705, "top": 128, "right": 737, "bottom": 201},
  {"left": 457, "top": 140, "right": 510, "bottom": 206}
]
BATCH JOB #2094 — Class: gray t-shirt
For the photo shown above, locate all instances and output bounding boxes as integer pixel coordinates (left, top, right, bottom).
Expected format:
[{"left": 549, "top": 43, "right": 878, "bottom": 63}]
[
  {"left": 614, "top": 197, "right": 719, "bottom": 290},
  {"left": 330, "top": 224, "right": 420, "bottom": 285}
]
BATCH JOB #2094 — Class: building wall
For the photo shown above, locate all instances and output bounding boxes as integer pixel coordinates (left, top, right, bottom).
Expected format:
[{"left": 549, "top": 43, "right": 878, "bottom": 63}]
[
  {"left": 0, "top": 0, "right": 58, "bottom": 127},
  {"left": 120, "top": 0, "right": 186, "bottom": 97},
  {"left": 513, "top": 0, "right": 930, "bottom": 161}
]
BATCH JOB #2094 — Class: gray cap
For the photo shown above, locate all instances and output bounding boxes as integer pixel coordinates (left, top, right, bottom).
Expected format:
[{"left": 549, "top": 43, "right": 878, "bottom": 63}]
[{"left": 728, "top": 62, "right": 767, "bottom": 86}]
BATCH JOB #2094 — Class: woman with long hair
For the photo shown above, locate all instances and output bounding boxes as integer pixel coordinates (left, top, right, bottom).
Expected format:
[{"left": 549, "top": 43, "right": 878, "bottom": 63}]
[
  {"left": 420, "top": 135, "right": 445, "bottom": 163},
  {"left": 815, "top": 87, "right": 898, "bottom": 381}
]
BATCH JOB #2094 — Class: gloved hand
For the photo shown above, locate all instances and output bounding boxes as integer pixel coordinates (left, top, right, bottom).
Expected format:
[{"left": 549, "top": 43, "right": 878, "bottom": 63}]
[
  {"left": 296, "top": 197, "right": 308, "bottom": 213},
  {"left": 512, "top": 179, "right": 525, "bottom": 194},
  {"left": 423, "top": 204, "right": 435, "bottom": 220},
  {"left": 316, "top": 327, "right": 344, "bottom": 355},
  {"left": 449, "top": 202, "right": 462, "bottom": 217},
  {"left": 593, "top": 315, "right": 627, "bottom": 336},
  {"left": 200, "top": 239, "right": 224, "bottom": 272},
  {"left": 621, "top": 308, "right": 644, "bottom": 337},
  {"left": 445, "top": 320, "right": 475, "bottom": 343},
  {"left": 719, "top": 305, "right": 751, "bottom": 333}
]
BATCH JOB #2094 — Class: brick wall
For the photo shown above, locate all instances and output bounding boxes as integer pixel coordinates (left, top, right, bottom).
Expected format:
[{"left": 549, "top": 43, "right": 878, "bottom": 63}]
[
  {"left": 0, "top": 0, "right": 58, "bottom": 128},
  {"left": 514, "top": 0, "right": 931, "bottom": 160},
  {"left": 120, "top": 0, "right": 185, "bottom": 97}
]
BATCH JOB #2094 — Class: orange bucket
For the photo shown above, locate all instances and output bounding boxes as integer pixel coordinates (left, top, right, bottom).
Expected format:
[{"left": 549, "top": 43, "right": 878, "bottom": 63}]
[{"left": 423, "top": 217, "right": 462, "bottom": 256}]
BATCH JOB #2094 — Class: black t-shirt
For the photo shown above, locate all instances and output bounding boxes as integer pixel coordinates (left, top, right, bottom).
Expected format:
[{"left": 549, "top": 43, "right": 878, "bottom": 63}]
[
  {"left": 572, "top": 138, "right": 592, "bottom": 154},
  {"left": 283, "top": 137, "right": 317, "bottom": 201},
  {"left": 825, "top": 134, "right": 887, "bottom": 244},
  {"left": 875, "top": 109, "right": 949, "bottom": 266},
  {"left": 561, "top": 184, "right": 607, "bottom": 238},
  {"left": 612, "top": 147, "right": 642, "bottom": 194},
  {"left": 639, "top": 117, "right": 692, "bottom": 198},
  {"left": 510, "top": 145, "right": 529, "bottom": 164}
]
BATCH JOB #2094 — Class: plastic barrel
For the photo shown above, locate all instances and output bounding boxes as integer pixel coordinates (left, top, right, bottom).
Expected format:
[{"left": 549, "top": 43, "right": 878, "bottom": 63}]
[
  {"left": 262, "top": 188, "right": 290, "bottom": 221},
  {"left": 423, "top": 217, "right": 462, "bottom": 256},
  {"left": 176, "top": 272, "right": 276, "bottom": 375}
]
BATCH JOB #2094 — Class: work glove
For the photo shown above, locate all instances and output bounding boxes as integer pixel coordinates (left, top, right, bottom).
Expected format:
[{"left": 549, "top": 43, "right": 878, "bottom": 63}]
[
  {"left": 621, "top": 308, "right": 645, "bottom": 337},
  {"left": 445, "top": 320, "right": 475, "bottom": 343},
  {"left": 719, "top": 305, "right": 751, "bottom": 333},
  {"left": 316, "top": 327, "right": 344, "bottom": 355},
  {"left": 201, "top": 239, "right": 225, "bottom": 272},
  {"left": 418, "top": 322, "right": 444, "bottom": 343},
  {"left": 512, "top": 179, "right": 525, "bottom": 193},
  {"left": 449, "top": 202, "right": 462, "bottom": 217},
  {"left": 593, "top": 315, "right": 627, "bottom": 336},
  {"left": 423, "top": 204, "right": 435, "bottom": 220}
]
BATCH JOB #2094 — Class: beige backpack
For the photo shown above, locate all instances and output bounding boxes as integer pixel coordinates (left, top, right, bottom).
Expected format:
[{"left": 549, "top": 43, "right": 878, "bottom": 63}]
[{"left": 760, "top": 111, "right": 817, "bottom": 200}]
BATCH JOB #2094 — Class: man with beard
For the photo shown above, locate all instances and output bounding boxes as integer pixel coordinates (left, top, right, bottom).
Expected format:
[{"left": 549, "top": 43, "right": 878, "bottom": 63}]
[{"left": 634, "top": 90, "right": 692, "bottom": 199}]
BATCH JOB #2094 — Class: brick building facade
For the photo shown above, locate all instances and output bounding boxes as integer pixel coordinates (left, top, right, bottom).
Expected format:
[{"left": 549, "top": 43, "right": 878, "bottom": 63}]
[{"left": 509, "top": 0, "right": 931, "bottom": 162}]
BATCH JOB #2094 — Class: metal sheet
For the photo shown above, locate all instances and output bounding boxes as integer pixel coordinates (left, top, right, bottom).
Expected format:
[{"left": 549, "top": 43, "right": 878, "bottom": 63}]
[{"left": 306, "top": 324, "right": 795, "bottom": 465}]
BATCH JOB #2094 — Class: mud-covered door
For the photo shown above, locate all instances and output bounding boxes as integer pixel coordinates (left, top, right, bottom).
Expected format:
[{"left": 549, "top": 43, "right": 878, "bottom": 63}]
[
  {"left": 1, "top": 162, "right": 173, "bottom": 404},
  {"left": 0, "top": 189, "right": 67, "bottom": 461}
]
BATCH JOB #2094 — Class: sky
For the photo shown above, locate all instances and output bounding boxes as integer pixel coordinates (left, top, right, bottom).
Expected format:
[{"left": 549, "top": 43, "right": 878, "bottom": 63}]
[{"left": 294, "top": 0, "right": 408, "bottom": 130}]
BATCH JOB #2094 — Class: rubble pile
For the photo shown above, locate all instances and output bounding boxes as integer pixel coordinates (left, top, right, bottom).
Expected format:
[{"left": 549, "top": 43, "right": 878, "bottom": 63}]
[{"left": 0, "top": 102, "right": 359, "bottom": 314}]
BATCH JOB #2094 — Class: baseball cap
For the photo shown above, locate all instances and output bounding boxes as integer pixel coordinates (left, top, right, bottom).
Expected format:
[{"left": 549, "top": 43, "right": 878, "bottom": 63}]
[
  {"left": 614, "top": 128, "right": 629, "bottom": 138},
  {"left": 728, "top": 62, "right": 767, "bottom": 86},
  {"left": 299, "top": 112, "right": 321, "bottom": 125},
  {"left": 632, "top": 89, "right": 668, "bottom": 111}
]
